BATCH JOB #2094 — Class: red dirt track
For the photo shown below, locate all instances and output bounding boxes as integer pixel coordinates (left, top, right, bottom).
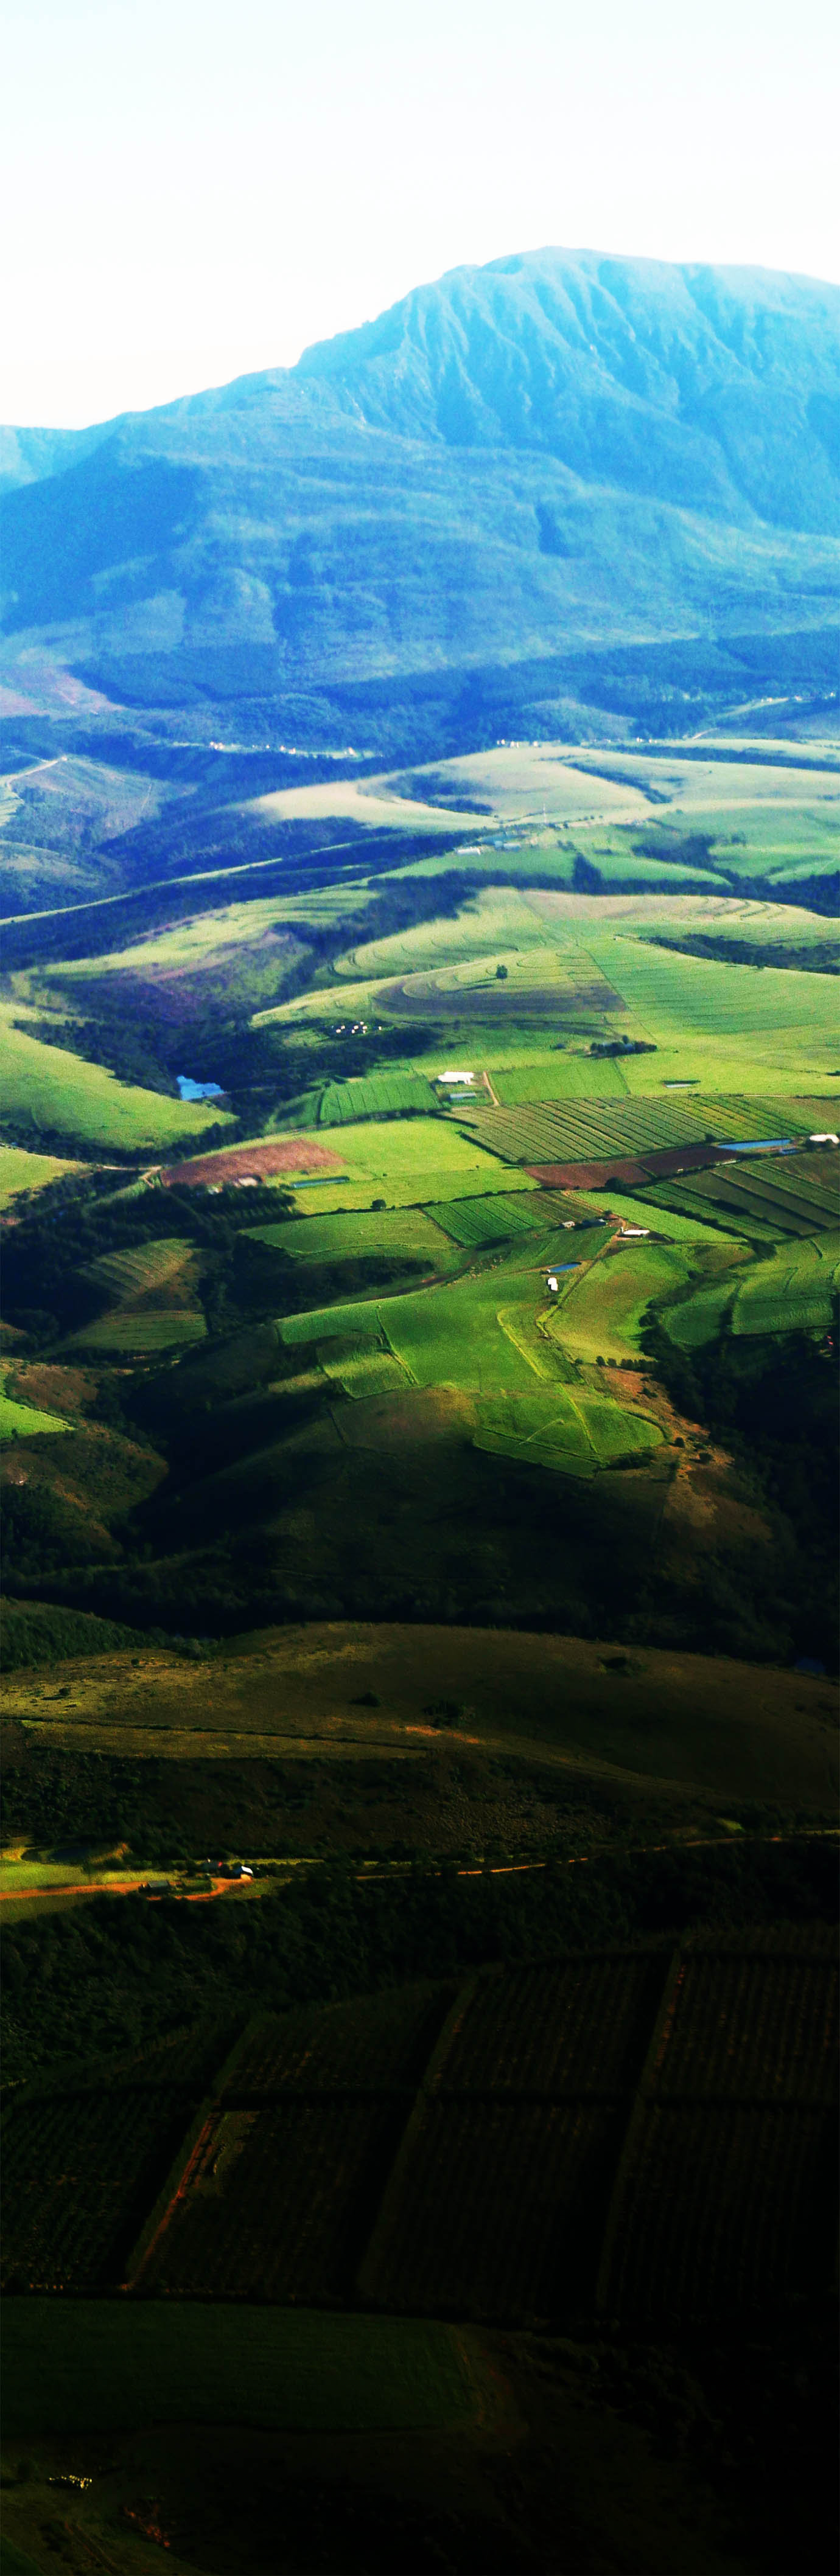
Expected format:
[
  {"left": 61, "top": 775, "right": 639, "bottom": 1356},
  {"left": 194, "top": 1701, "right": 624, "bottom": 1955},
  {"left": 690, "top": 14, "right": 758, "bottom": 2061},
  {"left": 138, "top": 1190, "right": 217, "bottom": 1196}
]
[{"left": 162, "top": 1140, "right": 345, "bottom": 1188}]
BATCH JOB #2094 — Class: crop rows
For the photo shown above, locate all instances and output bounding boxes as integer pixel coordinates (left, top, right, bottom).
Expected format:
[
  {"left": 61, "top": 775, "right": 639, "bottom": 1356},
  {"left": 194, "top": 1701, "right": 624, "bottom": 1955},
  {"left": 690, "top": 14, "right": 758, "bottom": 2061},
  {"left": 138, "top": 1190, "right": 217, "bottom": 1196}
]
[
  {"left": 459, "top": 1096, "right": 794, "bottom": 1167},
  {"left": 1, "top": 2090, "right": 195, "bottom": 2291},
  {"left": 436, "top": 1960, "right": 665, "bottom": 2095},
  {"left": 222, "top": 1988, "right": 448, "bottom": 2096},
  {"left": 429, "top": 1192, "right": 545, "bottom": 1247},
  {"left": 652, "top": 1957, "right": 838, "bottom": 2100},
  {"left": 141, "top": 2100, "right": 400, "bottom": 2302},
  {"left": 363, "top": 2098, "right": 621, "bottom": 2315},
  {"left": 602, "top": 2103, "right": 833, "bottom": 2316}
]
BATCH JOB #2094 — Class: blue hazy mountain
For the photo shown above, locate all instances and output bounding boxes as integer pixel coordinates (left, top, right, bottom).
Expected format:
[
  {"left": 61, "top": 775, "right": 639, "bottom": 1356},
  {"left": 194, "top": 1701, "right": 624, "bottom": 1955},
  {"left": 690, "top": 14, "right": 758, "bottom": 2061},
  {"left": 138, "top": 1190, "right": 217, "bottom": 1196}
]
[{"left": 1, "top": 249, "right": 838, "bottom": 711}]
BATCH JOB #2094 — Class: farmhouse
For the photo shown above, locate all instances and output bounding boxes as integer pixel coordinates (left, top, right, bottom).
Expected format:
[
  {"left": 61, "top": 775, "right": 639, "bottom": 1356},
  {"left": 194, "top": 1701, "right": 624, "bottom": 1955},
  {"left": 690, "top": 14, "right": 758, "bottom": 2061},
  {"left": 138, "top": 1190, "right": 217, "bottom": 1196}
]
[{"left": 437, "top": 1070, "right": 475, "bottom": 1087}]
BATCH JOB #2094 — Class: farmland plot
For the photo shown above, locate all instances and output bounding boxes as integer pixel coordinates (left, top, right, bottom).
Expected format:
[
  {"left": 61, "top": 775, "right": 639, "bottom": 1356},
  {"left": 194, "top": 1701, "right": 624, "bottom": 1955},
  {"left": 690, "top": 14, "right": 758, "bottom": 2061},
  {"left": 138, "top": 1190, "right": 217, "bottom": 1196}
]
[
  {"left": 360, "top": 2096, "right": 622, "bottom": 2316},
  {"left": 220, "top": 1988, "right": 449, "bottom": 2097},
  {"left": 318, "top": 1071, "right": 438, "bottom": 1124},
  {"left": 456, "top": 1094, "right": 797, "bottom": 1168},
  {"left": 545, "top": 1241, "right": 689, "bottom": 1360},
  {"left": 428, "top": 1192, "right": 551, "bottom": 1247},
  {"left": 68, "top": 1237, "right": 208, "bottom": 1355},
  {"left": 653, "top": 1955, "right": 838, "bottom": 2101},
  {"left": 1, "top": 2090, "right": 195, "bottom": 2291},
  {"left": 581, "top": 933, "right": 840, "bottom": 1057},
  {"left": 731, "top": 1236, "right": 839, "bottom": 1335},
  {"left": 138, "top": 2099, "right": 402, "bottom": 2303},
  {"left": 436, "top": 1960, "right": 665, "bottom": 2094},
  {"left": 248, "top": 1206, "right": 453, "bottom": 1267},
  {"left": 491, "top": 1056, "right": 630, "bottom": 1104},
  {"left": 601, "top": 2103, "right": 834, "bottom": 2317}
]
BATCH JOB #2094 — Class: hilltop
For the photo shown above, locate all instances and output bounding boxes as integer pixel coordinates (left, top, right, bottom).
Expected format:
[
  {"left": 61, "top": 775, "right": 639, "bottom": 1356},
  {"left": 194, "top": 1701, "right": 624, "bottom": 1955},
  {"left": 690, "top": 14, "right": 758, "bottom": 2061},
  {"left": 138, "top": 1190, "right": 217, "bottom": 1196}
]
[{"left": 1, "top": 250, "right": 838, "bottom": 753}]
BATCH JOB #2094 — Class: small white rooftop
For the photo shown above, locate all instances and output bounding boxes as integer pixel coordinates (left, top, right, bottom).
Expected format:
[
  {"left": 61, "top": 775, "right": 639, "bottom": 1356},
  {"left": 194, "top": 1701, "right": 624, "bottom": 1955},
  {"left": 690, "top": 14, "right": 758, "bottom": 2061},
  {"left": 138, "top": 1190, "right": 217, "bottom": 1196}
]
[{"left": 438, "top": 1069, "right": 475, "bottom": 1084}]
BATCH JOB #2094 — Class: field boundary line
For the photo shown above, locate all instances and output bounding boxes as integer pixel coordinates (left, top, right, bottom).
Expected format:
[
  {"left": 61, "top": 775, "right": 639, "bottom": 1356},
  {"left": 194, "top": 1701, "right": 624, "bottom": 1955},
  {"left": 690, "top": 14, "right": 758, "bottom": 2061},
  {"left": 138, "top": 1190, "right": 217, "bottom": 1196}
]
[
  {"left": 355, "top": 1977, "right": 478, "bottom": 2305},
  {"left": 593, "top": 1944, "right": 684, "bottom": 2315},
  {"left": 122, "top": 2017, "right": 247, "bottom": 2288}
]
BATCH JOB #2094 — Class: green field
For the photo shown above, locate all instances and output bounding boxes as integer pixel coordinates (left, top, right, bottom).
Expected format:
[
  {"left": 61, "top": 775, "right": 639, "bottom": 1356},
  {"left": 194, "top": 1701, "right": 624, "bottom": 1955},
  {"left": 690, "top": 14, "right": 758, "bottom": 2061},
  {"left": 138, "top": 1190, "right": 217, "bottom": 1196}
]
[
  {"left": 491, "top": 1054, "right": 631, "bottom": 1103},
  {"left": 69, "top": 1310, "right": 207, "bottom": 1352},
  {"left": 0, "top": 1144, "right": 83, "bottom": 1206},
  {"left": 0, "top": 1376, "right": 71, "bottom": 1440},
  {"left": 731, "top": 1235, "right": 839, "bottom": 1335},
  {"left": 0, "top": 1004, "right": 231, "bottom": 1150},
  {"left": 545, "top": 1242, "right": 690, "bottom": 1362},
  {"left": 298, "top": 1116, "right": 516, "bottom": 1186},
  {"left": 282, "top": 1163, "right": 537, "bottom": 1215},
  {"left": 277, "top": 1233, "right": 660, "bottom": 1476},
  {"left": 250, "top": 1206, "right": 455, "bottom": 1265},
  {"left": 318, "top": 1071, "right": 438, "bottom": 1123},
  {"left": 2, "top": 2302, "right": 477, "bottom": 2435}
]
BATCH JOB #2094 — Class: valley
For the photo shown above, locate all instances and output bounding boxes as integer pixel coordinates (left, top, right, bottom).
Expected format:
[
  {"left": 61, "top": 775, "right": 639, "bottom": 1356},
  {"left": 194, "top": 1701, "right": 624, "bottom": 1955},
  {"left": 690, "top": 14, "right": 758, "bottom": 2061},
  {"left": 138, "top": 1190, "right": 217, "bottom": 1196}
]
[{"left": 1, "top": 247, "right": 838, "bottom": 2576}]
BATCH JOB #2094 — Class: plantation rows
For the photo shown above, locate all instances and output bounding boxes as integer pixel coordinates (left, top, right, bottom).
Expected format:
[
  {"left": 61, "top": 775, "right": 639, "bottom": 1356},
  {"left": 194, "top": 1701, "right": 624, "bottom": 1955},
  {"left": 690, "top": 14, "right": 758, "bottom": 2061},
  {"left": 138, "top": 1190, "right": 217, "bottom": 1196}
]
[
  {"left": 651, "top": 1957, "right": 838, "bottom": 2100},
  {"left": 361, "top": 2098, "right": 621, "bottom": 2316},
  {"left": 5, "top": 1943, "right": 836, "bottom": 2318},
  {"left": 434, "top": 1958, "right": 664, "bottom": 2095},
  {"left": 1, "top": 2089, "right": 196, "bottom": 2292},
  {"left": 220, "top": 1985, "right": 449, "bottom": 2097},
  {"left": 460, "top": 1095, "right": 801, "bottom": 1168},
  {"left": 139, "top": 2099, "right": 401, "bottom": 2303},
  {"left": 428, "top": 1192, "right": 548, "bottom": 1247},
  {"left": 601, "top": 2102, "right": 832, "bottom": 2317}
]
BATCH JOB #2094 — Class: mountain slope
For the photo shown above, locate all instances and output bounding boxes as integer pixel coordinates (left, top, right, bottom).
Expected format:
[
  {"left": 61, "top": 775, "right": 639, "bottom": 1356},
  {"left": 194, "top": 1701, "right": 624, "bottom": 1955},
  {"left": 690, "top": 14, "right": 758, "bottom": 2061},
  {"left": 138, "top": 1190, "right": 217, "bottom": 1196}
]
[{"left": 1, "top": 250, "right": 838, "bottom": 719}]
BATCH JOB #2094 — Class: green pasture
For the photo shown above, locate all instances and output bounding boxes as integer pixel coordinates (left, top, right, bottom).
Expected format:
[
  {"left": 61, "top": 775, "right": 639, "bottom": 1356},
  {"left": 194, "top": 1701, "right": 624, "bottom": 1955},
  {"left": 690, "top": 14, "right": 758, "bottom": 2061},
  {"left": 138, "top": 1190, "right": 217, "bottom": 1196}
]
[
  {"left": 665, "top": 1278, "right": 743, "bottom": 1348},
  {"left": 491, "top": 1054, "right": 630, "bottom": 1103},
  {"left": 250, "top": 1206, "right": 455, "bottom": 1265},
  {"left": 545, "top": 1241, "right": 689, "bottom": 1361},
  {"left": 318, "top": 1071, "right": 437, "bottom": 1123},
  {"left": 2, "top": 2302, "right": 477, "bottom": 2437},
  {"left": 569, "top": 1186, "right": 744, "bottom": 1244},
  {"left": 0, "top": 1375, "right": 71, "bottom": 1440},
  {"left": 429, "top": 1192, "right": 548, "bottom": 1247},
  {"left": 306, "top": 1117, "right": 511, "bottom": 1185},
  {"left": 473, "top": 1382, "right": 663, "bottom": 1476},
  {"left": 281, "top": 1164, "right": 537, "bottom": 1216},
  {"left": 319, "top": 1336, "right": 411, "bottom": 1396},
  {"left": 68, "top": 1310, "right": 207, "bottom": 1352},
  {"left": 55, "top": 883, "right": 375, "bottom": 981},
  {"left": 730, "top": 1234, "right": 839, "bottom": 1335},
  {"left": 0, "top": 1004, "right": 230, "bottom": 1150},
  {"left": 0, "top": 1144, "right": 83, "bottom": 1206},
  {"left": 582, "top": 933, "right": 839, "bottom": 1056}
]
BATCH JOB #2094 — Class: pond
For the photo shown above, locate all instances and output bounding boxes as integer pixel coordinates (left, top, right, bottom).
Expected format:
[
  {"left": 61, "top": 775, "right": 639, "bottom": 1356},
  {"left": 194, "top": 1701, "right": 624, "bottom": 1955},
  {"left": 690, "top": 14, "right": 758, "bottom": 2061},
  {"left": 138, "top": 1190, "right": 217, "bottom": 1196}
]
[{"left": 176, "top": 1075, "right": 225, "bottom": 1101}]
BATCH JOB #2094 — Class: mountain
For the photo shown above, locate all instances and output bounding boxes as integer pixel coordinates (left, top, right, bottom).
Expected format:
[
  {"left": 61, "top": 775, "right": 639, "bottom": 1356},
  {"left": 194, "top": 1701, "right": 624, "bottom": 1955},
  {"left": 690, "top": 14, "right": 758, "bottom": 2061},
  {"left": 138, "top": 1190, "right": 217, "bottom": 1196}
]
[{"left": 1, "top": 249, "right": 838, "bottom": 739}]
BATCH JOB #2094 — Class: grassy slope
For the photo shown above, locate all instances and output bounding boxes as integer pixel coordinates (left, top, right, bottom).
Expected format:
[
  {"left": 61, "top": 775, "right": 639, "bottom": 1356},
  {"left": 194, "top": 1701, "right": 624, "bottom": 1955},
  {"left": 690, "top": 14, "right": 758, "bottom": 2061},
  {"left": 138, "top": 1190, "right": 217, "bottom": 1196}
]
[
  {"left": 0, "top": 1144, "right": 84, "bottom": 1206},
  {"left": 0, "top": 1006, "right": 232, "bottom": 1149},
  {"left": 3, "top": 2303, "right": 477, "bottom": 2435},
  {"left": 4, "top": 1626, "right": 835, "bottom": 1806}
]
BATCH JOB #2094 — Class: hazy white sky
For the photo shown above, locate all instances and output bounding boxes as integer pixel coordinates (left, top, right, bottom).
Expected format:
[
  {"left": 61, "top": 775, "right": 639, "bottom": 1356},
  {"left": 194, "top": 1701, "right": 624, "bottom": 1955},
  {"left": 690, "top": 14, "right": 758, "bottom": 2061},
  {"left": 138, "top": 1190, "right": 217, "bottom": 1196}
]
[{"left": 4, "top": 0, "right": 838, "bottom": 427}]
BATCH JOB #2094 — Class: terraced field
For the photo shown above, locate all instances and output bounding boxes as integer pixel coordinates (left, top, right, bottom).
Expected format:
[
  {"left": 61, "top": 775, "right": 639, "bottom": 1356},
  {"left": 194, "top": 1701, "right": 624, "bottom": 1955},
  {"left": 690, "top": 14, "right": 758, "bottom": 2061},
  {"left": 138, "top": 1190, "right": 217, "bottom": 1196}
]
[{"left": 67, "top": 1237, "right": 208, "bottom": 1356}]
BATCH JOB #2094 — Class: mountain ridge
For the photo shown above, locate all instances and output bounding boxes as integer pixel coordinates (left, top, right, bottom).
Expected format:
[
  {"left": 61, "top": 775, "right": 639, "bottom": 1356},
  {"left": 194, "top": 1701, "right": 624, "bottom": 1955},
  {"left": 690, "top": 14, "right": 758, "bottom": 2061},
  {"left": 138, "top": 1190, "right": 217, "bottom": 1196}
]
[{"left": 1, "top": 248, "right": 837, "bottom": 735}]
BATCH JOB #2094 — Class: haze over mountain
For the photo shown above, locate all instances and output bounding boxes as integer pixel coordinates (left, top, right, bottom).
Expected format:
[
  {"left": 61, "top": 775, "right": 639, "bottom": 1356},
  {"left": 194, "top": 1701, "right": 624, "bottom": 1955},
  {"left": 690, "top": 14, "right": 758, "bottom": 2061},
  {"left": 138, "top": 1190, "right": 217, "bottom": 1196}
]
[{"left": 1, "top": 249, "right": 838, "bottom": 743}]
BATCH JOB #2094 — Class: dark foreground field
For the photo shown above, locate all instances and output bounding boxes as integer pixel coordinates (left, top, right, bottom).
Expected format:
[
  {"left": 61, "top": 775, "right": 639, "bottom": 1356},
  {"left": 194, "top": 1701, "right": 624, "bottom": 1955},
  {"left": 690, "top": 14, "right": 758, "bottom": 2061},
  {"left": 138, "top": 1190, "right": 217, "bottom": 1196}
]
[{"left": 1, "top": 2299, "right": 836, "bottom": 2575}]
